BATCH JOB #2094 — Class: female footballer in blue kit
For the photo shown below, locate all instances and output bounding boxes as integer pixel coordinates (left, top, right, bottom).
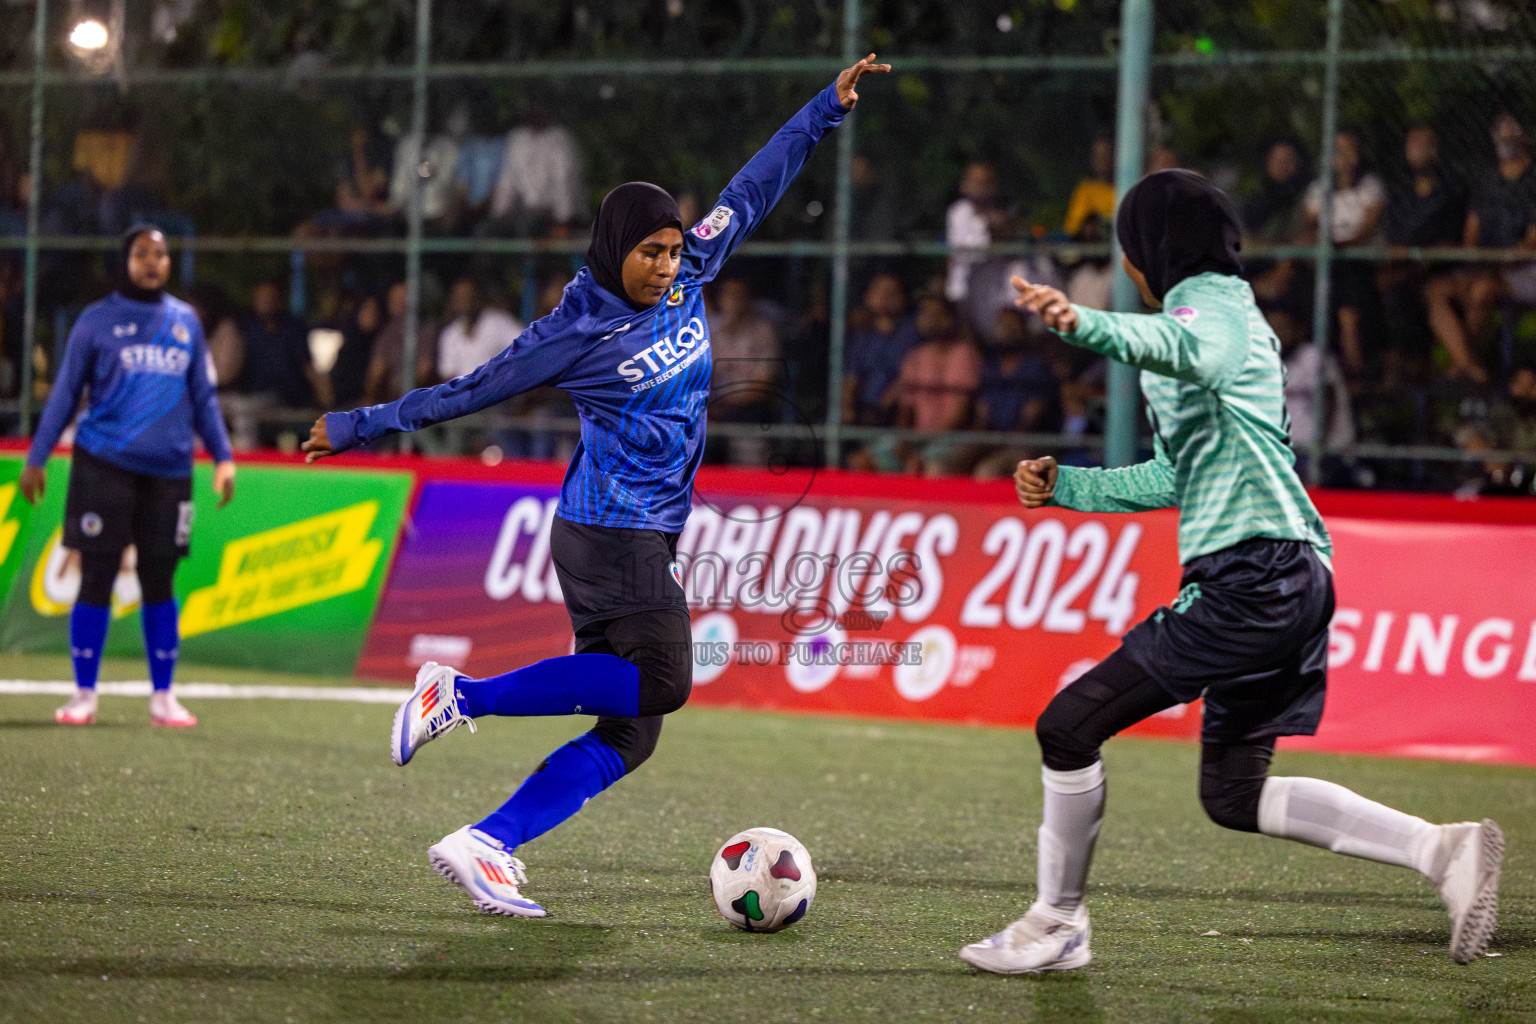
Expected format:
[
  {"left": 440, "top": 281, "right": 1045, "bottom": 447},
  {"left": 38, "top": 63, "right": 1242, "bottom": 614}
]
[
  {"left": 22, "top": 225, "right": 236, "bottom": 728},
  {"left": 302, "top": 56, "right": 890, "bottom": 917}
]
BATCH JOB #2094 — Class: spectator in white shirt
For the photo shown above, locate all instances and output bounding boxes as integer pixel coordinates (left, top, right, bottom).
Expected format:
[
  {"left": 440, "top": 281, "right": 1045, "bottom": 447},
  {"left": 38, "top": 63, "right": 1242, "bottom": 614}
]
[
  {"left": 1305, "top": 129, "right": 1387, "bottom": 375},
  {"left": 387, "top": 108, "right": 467, "bottom": 230},
  {"left": 486, "top": 107, "right": 587, "bottom": 239},
  {"left": 945, "top": 162, "right": 1015, "bottom": 302},
  {"left": 434, "top": 276, "right": 523, "bottom": 382}
]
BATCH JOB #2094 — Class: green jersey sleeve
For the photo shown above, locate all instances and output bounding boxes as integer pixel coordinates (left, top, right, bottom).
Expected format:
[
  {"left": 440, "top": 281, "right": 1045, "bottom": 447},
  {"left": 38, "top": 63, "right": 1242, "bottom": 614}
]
[
  {"left": 1051, "top": 435, "right": 1178, "bottom": 512},
  {"left": 1061, "top": 301, "right": 1247, "bottom": 391}
]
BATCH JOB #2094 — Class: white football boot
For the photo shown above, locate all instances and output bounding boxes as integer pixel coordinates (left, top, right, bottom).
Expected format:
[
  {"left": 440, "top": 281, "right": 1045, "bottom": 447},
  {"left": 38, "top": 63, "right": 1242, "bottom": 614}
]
[
  {"left": 959, "top": 904, "right": 1091, "bottom": 974},
  {"left": 392, "top": 661, "right": 475, "bottom": 767},
  {"left": 427, "top": 825, "right": 546, "bottom": 918},
  {"left": 54, "top": 687, "right": 98, "bottom": 726},
  {"left": 150, "top": 689, "right": 197, "bottom": 728},
  {"left": 1431, "top": 819, "right": 1503, "bottom": 963}
]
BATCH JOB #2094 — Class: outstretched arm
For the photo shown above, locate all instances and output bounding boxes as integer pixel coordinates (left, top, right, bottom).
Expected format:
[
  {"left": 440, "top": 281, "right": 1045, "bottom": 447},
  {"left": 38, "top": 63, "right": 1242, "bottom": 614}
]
[
  {"left": 1011, "top": 275, "right": 1246, "bottom": 390},
  {"left": 304, "top": 306, "right": 582, "bottom": 461},
  {"left": 681, "top": 54, "right": 890, "bottom": 283}
]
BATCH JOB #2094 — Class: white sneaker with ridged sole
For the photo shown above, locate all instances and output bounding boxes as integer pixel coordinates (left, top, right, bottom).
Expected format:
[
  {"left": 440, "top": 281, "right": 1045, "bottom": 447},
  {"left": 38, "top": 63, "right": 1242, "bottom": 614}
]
[
  {"left": 392, "top": 661, "right": 475, "bottom": 767},
  {"left": 959, "top": 904, "right": 1091, "bottom": 974},
  {"left": 427, "top": 826, "right": 546, "bottom": 918},
  {"left": 1434, "top": 818, "right": 1503, "bottom": 963},
  {"left": 55, "top": 687, "right": 98, "bottom": 725}
]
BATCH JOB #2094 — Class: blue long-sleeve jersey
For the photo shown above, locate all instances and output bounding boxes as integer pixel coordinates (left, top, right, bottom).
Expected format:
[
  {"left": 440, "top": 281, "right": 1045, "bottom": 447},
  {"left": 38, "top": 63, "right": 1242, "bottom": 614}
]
[
  {"left": 327, "top": 81, "right": 850, "bottom": 532},
  {"left": 28, "top": 292, "right": 234, "bottom": 478}
]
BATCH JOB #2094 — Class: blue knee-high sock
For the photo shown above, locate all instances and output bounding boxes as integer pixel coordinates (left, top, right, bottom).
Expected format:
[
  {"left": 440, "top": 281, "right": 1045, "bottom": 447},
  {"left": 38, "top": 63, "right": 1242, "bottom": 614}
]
[
  {"left": 474, "top": 732, "right": 628, "bottom": 850},
  {"left": 70, "top": 603, "right": 111, "bottom": 690},
  {"left": 455, "top": 654, "right": 640, "bottom": 719},
  {"left": 141, "top": 600, "right": 179, "bottom": 692}
]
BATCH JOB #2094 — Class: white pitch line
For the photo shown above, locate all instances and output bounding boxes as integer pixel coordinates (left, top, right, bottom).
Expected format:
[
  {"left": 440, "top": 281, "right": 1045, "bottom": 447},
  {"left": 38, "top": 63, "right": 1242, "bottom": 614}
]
[{"left": 0, "top": 680, "right": 407, "bottom": 704}]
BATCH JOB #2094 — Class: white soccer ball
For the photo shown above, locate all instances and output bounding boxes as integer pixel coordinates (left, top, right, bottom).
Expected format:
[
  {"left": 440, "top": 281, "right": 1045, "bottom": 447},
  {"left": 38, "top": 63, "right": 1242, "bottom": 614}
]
[{"left": 709, "top": 827, "right": 817, "bottom": 933}]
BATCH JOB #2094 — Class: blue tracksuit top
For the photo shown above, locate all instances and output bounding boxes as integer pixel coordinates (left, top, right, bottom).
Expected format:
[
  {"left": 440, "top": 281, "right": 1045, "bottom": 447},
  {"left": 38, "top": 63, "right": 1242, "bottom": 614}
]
[
  {"left": 27, "top": 292, "right": 234, "bottom": 478},
  {"left": 325, "top": 82, "right": 850, "bottom": 532}
]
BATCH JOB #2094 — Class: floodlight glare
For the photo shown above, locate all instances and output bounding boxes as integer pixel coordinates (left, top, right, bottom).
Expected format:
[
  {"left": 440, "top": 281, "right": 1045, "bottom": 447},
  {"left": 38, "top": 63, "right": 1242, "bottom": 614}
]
[{"left": 69, "top": 19, "right": 110, "bottom": 51}]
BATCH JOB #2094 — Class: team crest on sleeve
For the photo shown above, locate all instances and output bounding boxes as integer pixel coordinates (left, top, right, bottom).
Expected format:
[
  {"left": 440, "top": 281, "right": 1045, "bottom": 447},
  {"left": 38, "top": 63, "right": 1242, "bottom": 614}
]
[
  {"left": 1169, "top": 306, "right": 1200, "bottom": 327},
  {"left": 691, "top": 205, "right": 734, "bottom": 240},
  {"left": 666, "top": 284, "right": 685, "bottom": 307},
  {"left": 172, "top": 321, "right": 190, "bottom": 343}
]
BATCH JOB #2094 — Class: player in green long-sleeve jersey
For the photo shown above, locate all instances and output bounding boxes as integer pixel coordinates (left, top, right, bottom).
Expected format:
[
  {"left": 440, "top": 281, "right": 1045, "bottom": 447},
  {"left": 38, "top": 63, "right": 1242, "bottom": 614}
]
[{"left": 959, "top": 170, "right": 1504, "bottom": 974}]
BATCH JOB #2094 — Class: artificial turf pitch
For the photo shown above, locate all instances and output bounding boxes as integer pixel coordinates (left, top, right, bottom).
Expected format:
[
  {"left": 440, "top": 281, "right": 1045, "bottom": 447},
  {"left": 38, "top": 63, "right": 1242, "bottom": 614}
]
[{"left": 0, "top": 655, "right": 1531, "bottom": 1023}]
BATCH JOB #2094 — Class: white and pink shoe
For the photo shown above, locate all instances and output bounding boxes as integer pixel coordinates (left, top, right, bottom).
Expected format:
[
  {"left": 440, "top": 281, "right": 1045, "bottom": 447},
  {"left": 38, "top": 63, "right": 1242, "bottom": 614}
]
[
  {"left": 150, "top": 690, "right": 198, "bottom": 728},
  {"left": 54, "top": 688, "right": 98, "bottom": 726}
]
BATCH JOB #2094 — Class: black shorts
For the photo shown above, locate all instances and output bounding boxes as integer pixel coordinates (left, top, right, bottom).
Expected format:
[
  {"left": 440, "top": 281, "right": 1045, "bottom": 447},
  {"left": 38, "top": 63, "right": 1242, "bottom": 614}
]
[
  {"left": 1118, "top": 538, "right": 1334, "bottom": 744},
  {"left": 549, "top": 514, "right": 687, "bottom": 634},
  {"left": 63, "top": 448, "right": 194, "bottom": 559}
]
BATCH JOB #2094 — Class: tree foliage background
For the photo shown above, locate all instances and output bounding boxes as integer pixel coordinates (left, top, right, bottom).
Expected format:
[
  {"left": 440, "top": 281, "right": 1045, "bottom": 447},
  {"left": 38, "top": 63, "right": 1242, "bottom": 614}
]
[{"left": 0, "top": 0, "right": 1530, "bottom": 239}]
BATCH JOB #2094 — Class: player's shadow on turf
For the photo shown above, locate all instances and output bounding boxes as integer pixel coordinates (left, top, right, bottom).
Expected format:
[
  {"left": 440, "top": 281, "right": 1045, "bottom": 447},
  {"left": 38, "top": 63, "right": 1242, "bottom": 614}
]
[{"left": 0, "top": 926, "right": 613, "bottom": 985}]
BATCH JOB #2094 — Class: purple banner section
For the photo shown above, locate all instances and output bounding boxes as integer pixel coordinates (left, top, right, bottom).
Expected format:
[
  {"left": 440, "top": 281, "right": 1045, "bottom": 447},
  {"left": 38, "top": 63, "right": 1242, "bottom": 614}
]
[{"left": 359, "top": 480, "right": 573, "bottom": 681}]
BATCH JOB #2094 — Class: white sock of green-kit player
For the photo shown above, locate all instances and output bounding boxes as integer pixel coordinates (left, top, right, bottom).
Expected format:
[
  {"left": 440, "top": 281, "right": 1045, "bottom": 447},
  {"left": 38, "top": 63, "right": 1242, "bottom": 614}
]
[
  {"left": 1258, "top": 776, "right": 1443, "bottom": 879},
  {"left": 1035, "top": 761, "right": 1106, "bottom": 917}
]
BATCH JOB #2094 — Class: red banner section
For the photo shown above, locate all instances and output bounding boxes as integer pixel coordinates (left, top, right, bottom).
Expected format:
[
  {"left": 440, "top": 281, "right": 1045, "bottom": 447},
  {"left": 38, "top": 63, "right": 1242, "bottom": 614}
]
[
  {"left": 357, "top": 462, "right": 1536, "bottom": 765},
  {"left": 1291, "top": 518, "right": 1536, "bottom": 765}
]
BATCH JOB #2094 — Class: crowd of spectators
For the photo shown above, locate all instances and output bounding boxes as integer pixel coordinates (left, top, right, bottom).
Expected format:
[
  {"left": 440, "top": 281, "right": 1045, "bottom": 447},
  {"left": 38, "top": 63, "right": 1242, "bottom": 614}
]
[{"left": 6, "top": 101, "right": 1536, "bottom": 494}]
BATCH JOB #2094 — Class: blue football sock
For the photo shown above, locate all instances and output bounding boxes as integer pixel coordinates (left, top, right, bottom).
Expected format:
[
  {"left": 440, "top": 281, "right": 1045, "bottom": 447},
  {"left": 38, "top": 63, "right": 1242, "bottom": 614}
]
[
  {"left": 455, "top": 653, "right": 640, "bottom": 719},
  {"left": 69, "top": 602, "right": 111, "bottom": 691},
  {"left": 141, "top": 600, "right": 180, "bottom": 692},
  {"left": 474, "top": 732, "right": 628, "bottom": 850}
]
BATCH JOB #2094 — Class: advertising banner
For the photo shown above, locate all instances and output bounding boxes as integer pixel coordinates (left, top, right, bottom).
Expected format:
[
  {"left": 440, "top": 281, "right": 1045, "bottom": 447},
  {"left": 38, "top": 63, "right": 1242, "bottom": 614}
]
[
  {"left": 364, "top": 468, "right": 1536, "bottom": 765},
  {"left": 1291, "top": 518, "right": 1536, "bottom": 765},
  {"left": 0, "top": 456, "right": 34, "bottom": 621},
  {"left": 361, "top": 472, "right": 1196, "bottom": 742},
  {"left": 0, "top": 456, "right": 412, "bottom": 676}
]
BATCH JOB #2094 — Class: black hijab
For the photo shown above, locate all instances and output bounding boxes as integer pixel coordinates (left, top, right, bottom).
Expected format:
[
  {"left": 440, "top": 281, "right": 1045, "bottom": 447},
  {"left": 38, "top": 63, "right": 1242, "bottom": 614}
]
[
  {"left": 1116, "top": 170, "right": 1242, "bottom": 302},
  {"left": 118, "top": 223, "right": 166, "bottom": 303},
  {"left": 586, "top": 182, "right": 682, "bottom": 309}
]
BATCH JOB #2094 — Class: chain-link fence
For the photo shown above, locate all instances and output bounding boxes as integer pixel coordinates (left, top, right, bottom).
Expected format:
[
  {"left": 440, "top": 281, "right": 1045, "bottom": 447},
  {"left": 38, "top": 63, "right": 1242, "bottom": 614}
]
[{"left": 2, "top": 1, "right": 1533, "bottom": 494}]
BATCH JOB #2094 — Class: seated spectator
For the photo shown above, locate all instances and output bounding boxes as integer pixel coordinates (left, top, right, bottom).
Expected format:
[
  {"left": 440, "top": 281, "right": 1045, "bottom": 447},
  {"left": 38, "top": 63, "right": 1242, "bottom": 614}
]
[
  {"left": 1064, "top": 137, "right": 1115, "bottom": 239},
  {"left": 896, "top": 296, "right": 983, "bottom": 476},
  {"left": 237, "top": 279, "right": 318, "bottom": 409},
  {"left": 485, "top": 105, "right": 586, "bottom": 239},
  {"left": 1146, "top": 143, "right": 1182, "bottom": 174},
  {"left": 366, "top": 280, "right": 440, "bottom": 405},
  {"left": 945, "top": 162, "right": 1016, "bottom": 302},
  {"left": 327, "top": 289, "right": 385, "bottom": 408},
  {"left": 387, "top": 106, "right": 467, "bottom": 233},
  {"left": 707, "top": 277, "right": 781, "bottom": 465},
  {"left": 843, "top": 272, "right": 920, "bottom": 424},
  {"left": 452, "top": 106, "right": 506, "bottom": 229},
  {"left": 434, "top": 275, "right": 522, "bottom": 382},
  {"left": 1425, "top": 111, "right": 1536, "bottom": 383},
  {"left": 500, "top": 272, "right": 578, "bottom": 461},
  {"left": 1379, "top": 124, "right": 1467, "bottom": 371},
  {"left": 1062, "top": 211, "right": 1114, "bottom": 312},
  {"left": 1243, "top": 139, "right": 1310, "bottom": 306},
  {"left": 851, "top": 153, "right": 900, "bottom": 242},
  {"left": 186, "top": 283, "right": 245, "bottom": 390},
  {"left": 1305, "top": 128, "right": 1387, "bottom": 375},
  {"left": 310, "top": 122, "right": 394, "bottom": 237},
  {"left": 1267, "top": 303, "right": 1355, "bottom": 485},
  {"left": 972, "top": 309, "right": 1063, "bottom": 480}
]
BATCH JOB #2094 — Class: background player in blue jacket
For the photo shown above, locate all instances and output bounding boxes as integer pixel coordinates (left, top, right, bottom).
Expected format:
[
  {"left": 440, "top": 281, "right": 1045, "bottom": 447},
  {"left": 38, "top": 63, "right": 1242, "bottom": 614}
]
[
  {"left": 302, "top": 56, "right": 889, "bottom": 918},
  {"left": 22, "top": 225, "right": 236, "bottom": 728}
]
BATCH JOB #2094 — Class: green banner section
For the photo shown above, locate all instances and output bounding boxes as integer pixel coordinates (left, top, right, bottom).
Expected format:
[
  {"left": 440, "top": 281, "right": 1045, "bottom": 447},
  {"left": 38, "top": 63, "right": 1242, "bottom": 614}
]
[{"left": 0, "top": 455, "right": 412, "bottom": 676}]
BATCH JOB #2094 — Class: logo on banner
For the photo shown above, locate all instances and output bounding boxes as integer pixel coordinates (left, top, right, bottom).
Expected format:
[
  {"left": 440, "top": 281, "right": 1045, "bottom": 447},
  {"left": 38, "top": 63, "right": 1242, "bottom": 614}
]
[
  {"left": 179, "top": 501, "right": 384, "bottom": 637},
  {"left": 785, "top": 625, "right": 847, "bottom": 694},
  {"left": 691, "top": 611, "right": 738, "bottom": 685},
  {"left": 894, "top": 625, "right": 957, "bottom": 702}
]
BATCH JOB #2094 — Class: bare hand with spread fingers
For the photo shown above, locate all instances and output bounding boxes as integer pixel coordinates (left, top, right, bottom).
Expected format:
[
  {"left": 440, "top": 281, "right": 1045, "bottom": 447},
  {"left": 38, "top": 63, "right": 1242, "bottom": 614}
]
[
  {"left": 1011, "top": 274, "right": 1079, "bottom": 334},
  {"left": 836, "top": 54, "right": 892, "bottom": 110},
  {"left": 1013, "top": 456, "right": 1058, "bottom": 509}
]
